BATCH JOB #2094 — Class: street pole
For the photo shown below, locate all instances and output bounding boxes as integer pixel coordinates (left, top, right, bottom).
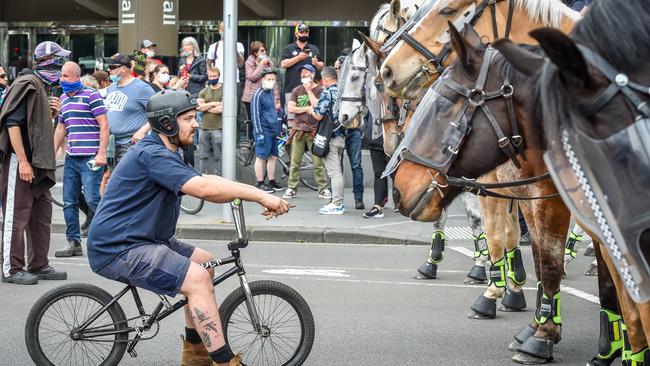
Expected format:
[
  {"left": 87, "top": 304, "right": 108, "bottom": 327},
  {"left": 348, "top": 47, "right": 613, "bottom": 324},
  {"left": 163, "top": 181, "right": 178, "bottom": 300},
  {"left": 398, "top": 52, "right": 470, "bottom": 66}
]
[{"left": 221, "top": 0, "right": 237, "bottom": 222}]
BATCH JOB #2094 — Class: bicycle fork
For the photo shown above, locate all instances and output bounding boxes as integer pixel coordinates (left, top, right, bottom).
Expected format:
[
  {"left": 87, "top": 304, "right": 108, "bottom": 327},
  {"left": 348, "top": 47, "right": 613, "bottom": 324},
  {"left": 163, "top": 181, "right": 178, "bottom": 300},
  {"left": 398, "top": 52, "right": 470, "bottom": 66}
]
[{"left": 239, "top": 272, "right": 266, "bottom": 335}]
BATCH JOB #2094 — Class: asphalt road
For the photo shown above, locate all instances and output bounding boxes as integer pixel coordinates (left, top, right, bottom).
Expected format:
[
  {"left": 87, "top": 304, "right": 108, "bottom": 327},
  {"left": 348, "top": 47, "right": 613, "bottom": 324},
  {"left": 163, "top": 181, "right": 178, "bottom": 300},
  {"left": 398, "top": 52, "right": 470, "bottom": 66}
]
[{"left": 1, "top": 234, "right": 602, "bottom": 365}]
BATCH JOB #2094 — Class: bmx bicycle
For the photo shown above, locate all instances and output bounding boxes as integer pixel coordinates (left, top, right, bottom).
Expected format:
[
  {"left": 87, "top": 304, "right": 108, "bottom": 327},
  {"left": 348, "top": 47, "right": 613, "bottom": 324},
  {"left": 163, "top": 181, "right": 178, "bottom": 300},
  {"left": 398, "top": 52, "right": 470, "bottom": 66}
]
[{"left": 24, "top": 199, "right": 315, "bottom": 366}]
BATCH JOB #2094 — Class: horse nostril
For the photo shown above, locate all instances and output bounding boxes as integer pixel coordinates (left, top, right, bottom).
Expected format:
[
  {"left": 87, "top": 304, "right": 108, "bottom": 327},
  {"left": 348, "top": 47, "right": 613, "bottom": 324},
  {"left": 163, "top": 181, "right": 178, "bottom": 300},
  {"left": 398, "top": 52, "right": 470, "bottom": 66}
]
[
  {"left": 381, "top": 65, "right": 393, "bottom": 81},
  {"left": 341, "top": 114, "right": 349, "bottom": 123}
]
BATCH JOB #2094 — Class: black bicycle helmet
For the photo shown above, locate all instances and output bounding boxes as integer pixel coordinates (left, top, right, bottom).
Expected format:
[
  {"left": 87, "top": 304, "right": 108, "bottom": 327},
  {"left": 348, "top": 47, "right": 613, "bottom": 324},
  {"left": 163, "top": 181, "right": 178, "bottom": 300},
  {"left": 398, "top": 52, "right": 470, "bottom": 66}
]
[
  {"left": 146, "top": 90, "right": 198, "bottom": 138},
  {"left": 261, "top": 67, "right": 277, "bottom": 77}
]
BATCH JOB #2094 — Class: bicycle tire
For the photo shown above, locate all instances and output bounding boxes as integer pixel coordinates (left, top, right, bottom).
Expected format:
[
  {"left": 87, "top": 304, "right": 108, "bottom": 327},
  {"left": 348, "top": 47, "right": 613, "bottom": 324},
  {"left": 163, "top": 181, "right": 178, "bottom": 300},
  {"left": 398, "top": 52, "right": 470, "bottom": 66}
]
[
  {"left": 180, "top": 195, "right": 205, "bottom": 215},
  {"left": 25, "top": 283, "right": 128, "bottom": 366},
  {"left": 51, "top": 161, "right": 65, "bottom": 208},
  {"left": 219, "top": 280, "right": 315, "bottom": 366}
]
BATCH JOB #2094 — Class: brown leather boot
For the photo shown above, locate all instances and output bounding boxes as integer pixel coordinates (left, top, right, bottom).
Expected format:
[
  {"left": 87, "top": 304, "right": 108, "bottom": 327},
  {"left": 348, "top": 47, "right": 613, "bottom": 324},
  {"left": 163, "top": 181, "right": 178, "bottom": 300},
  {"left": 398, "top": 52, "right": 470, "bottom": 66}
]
[
  {"left": 212, "top": 352, "right": 244, "bottom": 366},
  {"left": 180, "top": 338, "right": 212, "bottom": 366}
]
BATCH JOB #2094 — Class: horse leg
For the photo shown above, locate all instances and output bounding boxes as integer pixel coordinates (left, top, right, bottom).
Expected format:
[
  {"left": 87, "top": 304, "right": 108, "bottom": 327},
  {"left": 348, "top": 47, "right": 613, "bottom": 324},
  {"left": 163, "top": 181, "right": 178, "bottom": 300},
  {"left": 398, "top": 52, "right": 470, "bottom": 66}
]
[
  {"left": 598, "top": 241, "right": 650, "bottom": 365},
  {"left": 563, "top": 223, "right": 585, "bottom": 277},
  {"left": 415, "top": 208, "right": 447, "bottom": 279},
  {"left": 500, "top": 200, "right": 528, "bottom": 312},
  {"left": 468, "top": 194, "right": 508, "bottom": 320},
  {"left": 461, "top": 192, "right": 489, "bottom": 284},
  {"left": 586, "top": 241, "right": 623, "bottom": 366},
  {"left": 513, "top": 197, "right": 570, "bottom": 364}
]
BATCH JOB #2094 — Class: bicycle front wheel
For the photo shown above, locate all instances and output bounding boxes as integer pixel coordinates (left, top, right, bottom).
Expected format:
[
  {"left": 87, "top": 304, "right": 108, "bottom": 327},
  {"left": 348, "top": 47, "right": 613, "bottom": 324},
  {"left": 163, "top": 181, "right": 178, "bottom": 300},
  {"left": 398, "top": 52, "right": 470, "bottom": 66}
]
[
  {"left": 180, "top": 195, "right": 205, "bottom": 215},
  {"left": 51, "top": 161, "right": 65, "bottom": 208},
  {"left": 25, "top": 283, "right": 128, "bottom": 366},
  {"left": 220, "top": 280, "right": 315, "bottom": 366}
]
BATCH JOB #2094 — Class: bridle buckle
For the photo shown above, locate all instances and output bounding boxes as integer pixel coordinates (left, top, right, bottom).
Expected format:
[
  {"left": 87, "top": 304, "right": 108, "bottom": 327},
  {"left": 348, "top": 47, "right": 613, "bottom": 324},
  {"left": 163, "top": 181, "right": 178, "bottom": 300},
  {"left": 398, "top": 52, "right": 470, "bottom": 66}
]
[
  {"left": 511, "top": 135, "right": 523, "bottom": 146},
  {"left": 498, "top": 137, "right": 511, "bottom": 148}
]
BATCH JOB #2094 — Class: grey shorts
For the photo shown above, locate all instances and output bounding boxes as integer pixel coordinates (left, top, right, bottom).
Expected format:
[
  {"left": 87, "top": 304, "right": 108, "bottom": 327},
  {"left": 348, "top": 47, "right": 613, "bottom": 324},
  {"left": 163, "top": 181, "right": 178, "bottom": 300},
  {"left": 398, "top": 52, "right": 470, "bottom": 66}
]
[{"left": 96, "top": 238, "right": 196, "bottom": 297}]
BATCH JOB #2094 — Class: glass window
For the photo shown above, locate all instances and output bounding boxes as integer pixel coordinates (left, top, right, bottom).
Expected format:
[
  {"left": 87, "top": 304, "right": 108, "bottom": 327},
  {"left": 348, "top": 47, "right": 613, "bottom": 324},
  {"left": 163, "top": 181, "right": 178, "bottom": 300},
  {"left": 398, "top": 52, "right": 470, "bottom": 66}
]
[
  {"left": 69, "top": 34, "right": 95, "bottom": 74},
  {"left": 104, "top": 34, "right": 118, "bottom": 57}
]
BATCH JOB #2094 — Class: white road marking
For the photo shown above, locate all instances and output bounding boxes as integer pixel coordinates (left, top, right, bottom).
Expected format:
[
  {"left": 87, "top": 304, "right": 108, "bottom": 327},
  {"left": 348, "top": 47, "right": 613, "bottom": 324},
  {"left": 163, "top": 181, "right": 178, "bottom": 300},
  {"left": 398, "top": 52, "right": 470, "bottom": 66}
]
[{"left": 262, "top": 269, "right": 350, "bottom": 277}]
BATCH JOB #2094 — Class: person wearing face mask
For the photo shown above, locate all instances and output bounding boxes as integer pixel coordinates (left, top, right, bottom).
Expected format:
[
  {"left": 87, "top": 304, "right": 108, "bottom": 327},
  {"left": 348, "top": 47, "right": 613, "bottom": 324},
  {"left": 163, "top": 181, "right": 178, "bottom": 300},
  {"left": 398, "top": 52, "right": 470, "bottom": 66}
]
[
  {"left": 282, "top": 64, "right": 329, "bottom": 200},
  {"left": 178, "top": 37, "right": 207, "bottom": 98},
  {"left": 52, "top": 62, "right": 109, "bottom": 258},
  {"left": 251, "top": 68, "right": 283, "bottom": 192},
  {"left": 242, "top": 42, "right": 280, "bottom": 123},
  {"left": 131, "top": 39, "right": 163, "bottom": 78},
  {"left": 87, "top": 90, "right": 289, "bottom": 366},
  {"left": 0, "top": 65, "right": 7, "bottom": 106},
  {"left": 149, "top": 64, "right": 177, "bottom": 93},
  {"left": 0, "top": 41, "right": 69, "bottom": 285},
  {"left": 206, "top": 22, "right": 245, "bottom": 79},
  {"left": 196, "top": 66, "right": 224, "bottom": 175},
  {"left": 103, "top": 53, "right": 155, "bottom": 169},
  {"left": 280, "top": 23, "right": 324, "bottom": 120}
]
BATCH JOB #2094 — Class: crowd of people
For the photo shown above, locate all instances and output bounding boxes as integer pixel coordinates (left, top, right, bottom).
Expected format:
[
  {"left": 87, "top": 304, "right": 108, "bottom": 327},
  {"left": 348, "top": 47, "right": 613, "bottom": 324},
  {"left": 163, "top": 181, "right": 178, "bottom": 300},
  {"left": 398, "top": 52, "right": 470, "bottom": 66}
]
[{"left": 0, "top": 21, "right": 392, "bottom": 286}]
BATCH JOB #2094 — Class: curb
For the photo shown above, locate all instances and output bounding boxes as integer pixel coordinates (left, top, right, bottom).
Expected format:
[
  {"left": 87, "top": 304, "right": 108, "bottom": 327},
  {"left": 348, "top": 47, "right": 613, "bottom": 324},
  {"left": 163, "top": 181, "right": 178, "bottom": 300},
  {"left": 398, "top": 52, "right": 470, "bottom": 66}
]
[{"left": 51, "top": 221, "right": 429, "bottom": 245}]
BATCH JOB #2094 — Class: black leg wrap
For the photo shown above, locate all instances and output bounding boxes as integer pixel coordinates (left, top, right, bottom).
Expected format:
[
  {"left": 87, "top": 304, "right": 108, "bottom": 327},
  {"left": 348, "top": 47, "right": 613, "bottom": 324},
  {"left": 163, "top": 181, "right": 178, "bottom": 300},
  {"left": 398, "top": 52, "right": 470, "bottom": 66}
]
[
  {"left": 514, "top": 336, "right": 554, "bottom": 364},
  {"left": 467, "top": 264, "right": 487, "bottom": 282},
  {"left": 416, "top": 261, "right": 438, "bottom": 279},
  {"left": 470, "top": 295, "right": 497, "bottom": 319},
  {"left": 597, "top": 308, "right": 624, "bottom": 361},
  {"left": 501, "top": 288, "right": 527, "bottom": 312},
  {"left": 430, "top": 231, "right": 445, "bottom": 264},
  {"left": 509, "top": 324, "right": 538, "bottom": 352},
  {"left": 588, "top": 354, "right": 620, "bottom": 366},
  {"left": 507, "top": 247, "right": 527, "bottom": 285}
]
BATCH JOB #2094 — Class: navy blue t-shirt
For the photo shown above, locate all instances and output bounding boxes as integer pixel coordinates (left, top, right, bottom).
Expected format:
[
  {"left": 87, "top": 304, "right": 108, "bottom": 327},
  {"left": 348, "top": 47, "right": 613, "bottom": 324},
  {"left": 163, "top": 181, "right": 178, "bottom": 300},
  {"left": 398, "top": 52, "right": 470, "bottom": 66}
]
[{"left": 87, "top": 133, "right": 200, "bottom": 271}]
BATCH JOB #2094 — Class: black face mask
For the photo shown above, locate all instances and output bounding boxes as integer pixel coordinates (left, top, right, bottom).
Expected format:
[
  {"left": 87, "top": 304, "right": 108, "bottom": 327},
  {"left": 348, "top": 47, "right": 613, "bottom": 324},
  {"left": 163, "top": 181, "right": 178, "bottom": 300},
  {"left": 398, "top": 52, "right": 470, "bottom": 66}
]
[{"left": 297, "top": 35, "right": 309, "bottom": 43}]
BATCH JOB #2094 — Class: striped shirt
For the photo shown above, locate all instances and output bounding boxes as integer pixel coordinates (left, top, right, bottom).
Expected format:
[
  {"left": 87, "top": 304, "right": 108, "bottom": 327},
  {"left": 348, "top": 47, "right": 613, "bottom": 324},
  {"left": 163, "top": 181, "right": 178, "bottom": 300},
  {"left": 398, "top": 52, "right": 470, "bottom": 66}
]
[{"left": 59, "top": 87, "right": 107, "bottom": 156}]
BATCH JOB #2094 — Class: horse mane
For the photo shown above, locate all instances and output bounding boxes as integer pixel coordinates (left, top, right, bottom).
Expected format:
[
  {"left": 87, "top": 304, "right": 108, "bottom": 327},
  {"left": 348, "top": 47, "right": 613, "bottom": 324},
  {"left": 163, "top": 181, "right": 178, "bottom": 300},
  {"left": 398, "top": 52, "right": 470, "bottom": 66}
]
[
  {"left": 572, "top": 0, "right": 650, "bottom": 70},
  {"left": 370, "top": 4, "right": 391, "bottom": 40},
  {"left": 514, "top": 0, "right": 581, "bottom": 27}
]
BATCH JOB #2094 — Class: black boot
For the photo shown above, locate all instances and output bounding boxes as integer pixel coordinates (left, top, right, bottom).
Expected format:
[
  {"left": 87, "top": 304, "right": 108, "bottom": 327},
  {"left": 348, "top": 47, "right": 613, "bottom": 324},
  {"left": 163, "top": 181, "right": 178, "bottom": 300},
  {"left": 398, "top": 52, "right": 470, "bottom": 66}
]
[{"left": 55, "top": 239, "right": 83, "bottom": 257}]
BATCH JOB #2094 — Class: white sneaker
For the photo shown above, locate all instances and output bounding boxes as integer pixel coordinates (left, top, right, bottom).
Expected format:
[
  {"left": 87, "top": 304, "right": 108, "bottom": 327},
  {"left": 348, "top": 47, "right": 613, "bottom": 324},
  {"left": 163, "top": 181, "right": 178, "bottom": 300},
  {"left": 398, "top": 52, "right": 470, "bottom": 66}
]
[
  {"left": 282, "top": 188, "right": 297, "bottom": 199},
  {"left": 318, "top": 189, "right": 332, "bottom": 200},
  {"left": 318, "top": 203, "right": 344, "bottom": 215}
]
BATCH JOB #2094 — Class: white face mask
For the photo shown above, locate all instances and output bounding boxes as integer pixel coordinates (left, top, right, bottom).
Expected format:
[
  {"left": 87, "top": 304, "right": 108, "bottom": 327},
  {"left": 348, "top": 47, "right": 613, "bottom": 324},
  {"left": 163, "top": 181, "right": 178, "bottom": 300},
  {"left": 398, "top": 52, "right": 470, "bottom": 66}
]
[
  {"left": 301, "top": 77, "right": 312, "bottom": 85},
  {"left": 262, "top": 79, "right": 275, "bottom": 90},
  {"left": 146, "top": 50, "right": 155, "bottom": 58},
  {"left": 157, "top": 73, "right": 170, "bottom": 84}
]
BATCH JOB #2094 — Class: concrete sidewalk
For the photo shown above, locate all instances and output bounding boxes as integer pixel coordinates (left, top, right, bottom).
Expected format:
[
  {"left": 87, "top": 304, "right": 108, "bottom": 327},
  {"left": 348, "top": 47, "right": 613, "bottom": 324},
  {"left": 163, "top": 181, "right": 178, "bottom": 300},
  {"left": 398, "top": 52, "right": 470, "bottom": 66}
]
[{"left": 51, "top": 188, "right": 477, "bottom": 245}]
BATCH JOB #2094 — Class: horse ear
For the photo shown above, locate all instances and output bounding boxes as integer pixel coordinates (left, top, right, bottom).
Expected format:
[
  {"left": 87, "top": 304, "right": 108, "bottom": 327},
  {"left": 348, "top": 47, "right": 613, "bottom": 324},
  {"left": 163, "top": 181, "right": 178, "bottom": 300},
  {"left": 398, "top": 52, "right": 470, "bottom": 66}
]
[
  {"left": 358, "top": 31, "right": 382, "bottom": 58},
  {"left": 448, "top": 21, "right": 481, "bottom": 72},
  {"left": 493, "top": 39, "right": 545, "bottom": 76},
  {"left": 529, "top": 28, "right": 592, "bottom": 87},
  {"left": 390, "top": 0, "right": 401, "bottom": 17}
]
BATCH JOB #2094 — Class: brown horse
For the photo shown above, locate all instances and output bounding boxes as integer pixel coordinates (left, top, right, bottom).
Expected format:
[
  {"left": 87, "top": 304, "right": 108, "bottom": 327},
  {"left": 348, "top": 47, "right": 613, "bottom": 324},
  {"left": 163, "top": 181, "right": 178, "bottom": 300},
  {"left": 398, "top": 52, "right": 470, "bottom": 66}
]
[{"left": 494, "top": 0, "right": 650, "bottom": 361}]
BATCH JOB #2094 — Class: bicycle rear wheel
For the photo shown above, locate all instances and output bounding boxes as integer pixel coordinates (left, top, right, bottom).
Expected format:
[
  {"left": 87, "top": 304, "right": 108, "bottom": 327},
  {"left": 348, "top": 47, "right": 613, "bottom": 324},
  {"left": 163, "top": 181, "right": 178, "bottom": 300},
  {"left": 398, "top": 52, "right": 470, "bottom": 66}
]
[
  {"left": 219, "top": 280, "right": 315, "bottom": 366},
  {"left": 51, "top": 161, "right": 65, "bottom": 208},
  {"left": 180, "top": 195, "right": 205, "bottom": 215},
  {"left": 25, "top": 283, "right": 128, "bottom": 366}
]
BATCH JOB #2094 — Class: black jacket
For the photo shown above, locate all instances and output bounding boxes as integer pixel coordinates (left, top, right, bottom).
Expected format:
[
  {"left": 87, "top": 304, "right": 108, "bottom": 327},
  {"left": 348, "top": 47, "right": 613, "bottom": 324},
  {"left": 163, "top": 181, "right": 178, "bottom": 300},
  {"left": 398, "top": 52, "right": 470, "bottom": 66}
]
[{"left": 179, "top": 55, "right": 208, "bottom": 97}]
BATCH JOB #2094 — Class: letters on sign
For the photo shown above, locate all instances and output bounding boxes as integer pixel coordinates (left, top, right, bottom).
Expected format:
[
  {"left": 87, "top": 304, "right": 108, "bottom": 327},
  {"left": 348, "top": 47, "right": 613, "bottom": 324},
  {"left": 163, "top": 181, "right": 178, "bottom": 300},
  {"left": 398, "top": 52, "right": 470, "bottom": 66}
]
[
  {"left": 121, "top": 0, "right": 135, "bottom": 24},
  {"left": 163, "top": 0, "right": 176, "bottom": 26}
]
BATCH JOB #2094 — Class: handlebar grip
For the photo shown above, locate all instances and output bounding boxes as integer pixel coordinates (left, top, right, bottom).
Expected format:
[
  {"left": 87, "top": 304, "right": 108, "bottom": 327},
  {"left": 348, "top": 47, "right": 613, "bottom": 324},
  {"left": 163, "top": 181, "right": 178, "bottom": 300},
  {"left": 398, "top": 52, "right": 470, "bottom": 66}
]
[{"left": 230, "top": 198, "right": 247, "bottom": 242}]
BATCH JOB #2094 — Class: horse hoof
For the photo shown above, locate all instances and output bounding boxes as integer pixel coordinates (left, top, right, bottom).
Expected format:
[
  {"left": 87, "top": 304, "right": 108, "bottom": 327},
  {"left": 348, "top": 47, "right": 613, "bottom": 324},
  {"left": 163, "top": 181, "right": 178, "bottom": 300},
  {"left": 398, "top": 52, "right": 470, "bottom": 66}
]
[
  {"left": 464, "top": 277, "right": 487, "bottom": 285},
  {"left": 500, "top": 289, "right": 527, "bottom": 312},
  {"left": 470, "top": 295, "right": 496, "bottom": 319},
  {"left": 512, "top": 352, "right": 552, "bottom": 365},
  {"left": 466, "top": 264, "right": 487, "bottom": 282},
  {"left": 509, "top": 340, "right": 522, "bottom": 352},
  {"left": 416, "top": 261, "right": 437, "bottom": 279},
  {"left": 587, "top": 356, "right": 619, "bottom": 366},
  {"left": 516, "top": 336, "right": 554, "bottom": 364},
  {"left": 467, "top": 311, "right": 494, "bottom": 320},
  {"left": 585, "top": 263, "right": 598, "bottom": 276},
  {"left": 584, "top": 245, "right": 596, "bottom": 257}
]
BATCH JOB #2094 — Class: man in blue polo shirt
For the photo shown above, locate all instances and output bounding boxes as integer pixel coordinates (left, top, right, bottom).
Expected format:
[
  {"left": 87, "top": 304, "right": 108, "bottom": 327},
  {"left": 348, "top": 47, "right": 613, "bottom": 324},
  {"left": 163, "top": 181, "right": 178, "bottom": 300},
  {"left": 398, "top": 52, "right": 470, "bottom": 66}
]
[{"left": 87, "top": 90, "right": 289, "bottom": 365}]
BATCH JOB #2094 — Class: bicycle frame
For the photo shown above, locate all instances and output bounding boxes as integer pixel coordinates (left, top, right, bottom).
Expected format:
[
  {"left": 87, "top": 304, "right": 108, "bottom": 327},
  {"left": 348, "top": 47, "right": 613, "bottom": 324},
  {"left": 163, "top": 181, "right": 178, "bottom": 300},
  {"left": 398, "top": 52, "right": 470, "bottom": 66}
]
[{"left": 72, "top": 200, "right": 262, "bottom": 357}]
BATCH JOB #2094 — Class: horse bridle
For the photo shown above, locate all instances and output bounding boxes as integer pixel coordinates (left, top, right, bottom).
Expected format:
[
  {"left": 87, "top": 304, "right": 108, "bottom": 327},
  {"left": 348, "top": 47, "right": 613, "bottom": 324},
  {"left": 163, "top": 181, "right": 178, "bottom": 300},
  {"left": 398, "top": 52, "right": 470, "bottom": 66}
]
[
  {"left": 402, "top": 45, "right": 558, "bottom": 201},
  {"left": 386, "top": 0, "right": 515, "bottom": 78}
]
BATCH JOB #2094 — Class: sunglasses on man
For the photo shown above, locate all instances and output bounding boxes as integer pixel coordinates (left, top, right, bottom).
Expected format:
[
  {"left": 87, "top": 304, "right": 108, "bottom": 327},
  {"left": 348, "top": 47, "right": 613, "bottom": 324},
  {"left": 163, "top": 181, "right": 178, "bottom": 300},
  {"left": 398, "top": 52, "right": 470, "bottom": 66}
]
[
  {"left": 107, "top": 64, "right": 125, "bottom": 71},
  {"left": 0, "top": 74, "right": 6, "bottom": 79}
]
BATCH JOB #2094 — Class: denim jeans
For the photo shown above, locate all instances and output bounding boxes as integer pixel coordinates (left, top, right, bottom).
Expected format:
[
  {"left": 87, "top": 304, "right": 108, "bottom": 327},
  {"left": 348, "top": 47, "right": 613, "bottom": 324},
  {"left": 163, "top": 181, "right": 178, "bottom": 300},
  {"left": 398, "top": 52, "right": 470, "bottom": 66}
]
[
  {"left": 345, "top": 128, "right": 364, "bottom": 201},
  {"left": 63, "top": 155, "right": 103, "bottom": 241}
]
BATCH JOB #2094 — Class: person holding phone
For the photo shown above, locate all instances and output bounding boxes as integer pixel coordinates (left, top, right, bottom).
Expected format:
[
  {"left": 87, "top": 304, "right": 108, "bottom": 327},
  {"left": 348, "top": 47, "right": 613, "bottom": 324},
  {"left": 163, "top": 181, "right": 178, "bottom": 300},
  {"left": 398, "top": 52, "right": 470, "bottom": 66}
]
[
  {"left": 52, "top": 61, "right": 109, "bottom": 258},
  {"left": 280, "top": 23, "right": 324, "bottom": 120}
]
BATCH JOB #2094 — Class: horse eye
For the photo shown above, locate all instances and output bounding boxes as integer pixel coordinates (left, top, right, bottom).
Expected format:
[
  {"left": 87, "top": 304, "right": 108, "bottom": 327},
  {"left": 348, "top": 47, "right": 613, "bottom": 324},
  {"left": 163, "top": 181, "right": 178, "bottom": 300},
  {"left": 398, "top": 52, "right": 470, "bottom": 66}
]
[
  {"left": 439, "top": 7, "right": 457, "bottom": 15},
  {"left": 351, "top": 76, "right": 360, "bottom": 82}
]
